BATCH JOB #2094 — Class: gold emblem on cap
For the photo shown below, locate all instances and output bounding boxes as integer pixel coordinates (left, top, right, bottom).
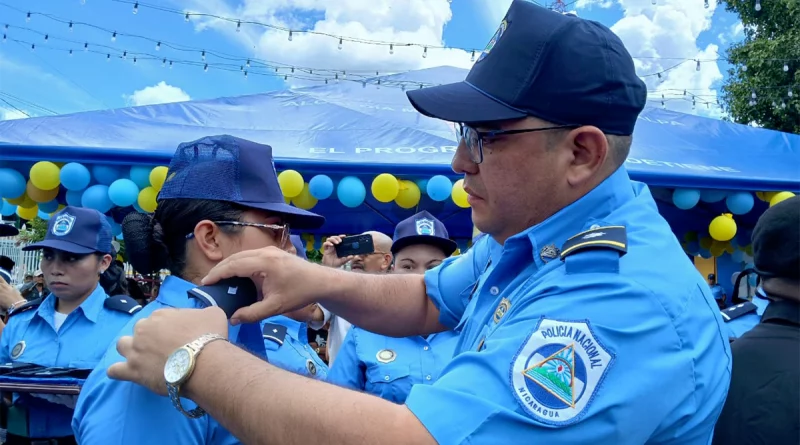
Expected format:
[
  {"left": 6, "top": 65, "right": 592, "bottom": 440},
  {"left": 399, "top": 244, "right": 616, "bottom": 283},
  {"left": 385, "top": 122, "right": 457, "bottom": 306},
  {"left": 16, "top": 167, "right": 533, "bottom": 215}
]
[
  {"left": 10, "top": 341, "right": 26, "bottom": 360},
  {"left": 306, "top": 360, "right": 317, "bottom": 376},
  {"left": 493, "top": 298, "right": 511, "bottom": 324},
  {"left": 376, "top": 349, "right": 397, "bottom": 364}
]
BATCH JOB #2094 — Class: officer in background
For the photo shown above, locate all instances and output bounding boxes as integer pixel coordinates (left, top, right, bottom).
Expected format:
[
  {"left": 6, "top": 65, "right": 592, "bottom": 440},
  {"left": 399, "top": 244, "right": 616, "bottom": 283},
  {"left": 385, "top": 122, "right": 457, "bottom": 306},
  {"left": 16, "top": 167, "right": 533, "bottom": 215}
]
[
  {"left": 328, "top": 211, "right": 460, "bottom": 403},
  {"left": 72, "top": 135, "right": 325, "bottom": 444},
  {"left": 713, "top": 196, "right": 800, "bottom": 445},
  {"left": 0, "top": 206, "right": 139, "bottom": 445},
  {"left": 708, "top": 274, "right": 726, "bottom": 309}
]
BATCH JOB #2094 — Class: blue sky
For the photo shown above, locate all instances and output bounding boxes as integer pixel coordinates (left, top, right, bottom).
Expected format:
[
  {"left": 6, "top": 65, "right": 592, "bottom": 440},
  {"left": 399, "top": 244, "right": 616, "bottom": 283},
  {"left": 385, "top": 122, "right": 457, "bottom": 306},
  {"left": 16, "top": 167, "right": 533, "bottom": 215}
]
[{"left": 0, "top": 0, "right": 745, "bottom": 121}]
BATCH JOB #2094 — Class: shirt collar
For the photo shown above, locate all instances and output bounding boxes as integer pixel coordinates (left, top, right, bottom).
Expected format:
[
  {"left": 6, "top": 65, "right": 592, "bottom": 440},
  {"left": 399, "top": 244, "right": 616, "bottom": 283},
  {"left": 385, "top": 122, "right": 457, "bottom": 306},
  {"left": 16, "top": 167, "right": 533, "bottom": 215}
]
[
  {"left": 490, "top": 167, "right": 637, "bottom": 266},
  {"left": 155, "top": 275, "right": 196, "bottom": 308},
  {"left": 264, "top": 315, "right": 308, "bottom": 343},
  {"left": 36, "top": 283, "right": 108, "bottom": 324},
  {"left": 760, "top": 300, "right": 800, "bottom": 326}
]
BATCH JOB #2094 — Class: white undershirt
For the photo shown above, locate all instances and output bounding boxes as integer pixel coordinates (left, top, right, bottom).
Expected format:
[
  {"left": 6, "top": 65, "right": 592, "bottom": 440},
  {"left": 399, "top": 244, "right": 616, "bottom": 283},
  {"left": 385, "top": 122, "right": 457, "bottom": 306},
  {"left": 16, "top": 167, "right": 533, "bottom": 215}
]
[{"left": 53, "top": 311, "right": 68, "bottom": 331}]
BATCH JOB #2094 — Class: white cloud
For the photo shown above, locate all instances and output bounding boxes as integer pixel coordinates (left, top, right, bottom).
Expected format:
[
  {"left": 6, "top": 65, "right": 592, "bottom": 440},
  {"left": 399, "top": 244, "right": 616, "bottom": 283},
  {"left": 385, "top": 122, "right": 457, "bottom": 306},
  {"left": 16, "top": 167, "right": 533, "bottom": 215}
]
[
  {"left": 0, "top": 109, "right": 29, "bottom": 121},
  {"left": 123, "top": 81, "right": 191, "bottom": 106}
]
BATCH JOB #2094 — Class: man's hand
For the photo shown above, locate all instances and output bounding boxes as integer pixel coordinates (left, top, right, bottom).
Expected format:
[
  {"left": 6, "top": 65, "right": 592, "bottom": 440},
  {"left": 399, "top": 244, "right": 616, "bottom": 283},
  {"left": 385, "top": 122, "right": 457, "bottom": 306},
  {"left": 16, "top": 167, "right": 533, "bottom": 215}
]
[
  {"left": 202, "top": 246, "right": 337, "bottom": 324},
  {"left": 285, "top": 303, "right": 324, "bottom": 324},
  {"left": 0, "top": 276, "right": 26, "bottom": 311},
  {"left": 321, "top": 235, "right": 354, "bottom": 268},
  {"left": 107, "top": 307, "right": 228, "bottom": 395}
]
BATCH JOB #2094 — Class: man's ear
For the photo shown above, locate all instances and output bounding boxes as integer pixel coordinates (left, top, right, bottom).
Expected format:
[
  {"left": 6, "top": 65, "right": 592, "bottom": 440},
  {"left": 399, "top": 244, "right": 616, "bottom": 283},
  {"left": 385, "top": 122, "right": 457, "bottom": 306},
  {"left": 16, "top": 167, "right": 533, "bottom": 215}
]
[{"left": 564, "top": 126, "right": 608, "bottom": 187}]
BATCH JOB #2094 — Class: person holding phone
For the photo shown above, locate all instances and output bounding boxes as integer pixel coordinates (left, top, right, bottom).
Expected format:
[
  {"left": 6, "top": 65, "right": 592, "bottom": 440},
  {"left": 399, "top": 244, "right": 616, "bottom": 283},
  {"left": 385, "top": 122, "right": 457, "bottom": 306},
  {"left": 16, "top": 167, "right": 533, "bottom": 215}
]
[
  {"left": 328, "top": 211, "right": 460, "bottom": 403},
  {"left": 71, "top": 135, "right": 325, "bottom": 445},
  {"left": 0, "top": 206, "right": 140, "bottom": 445}
]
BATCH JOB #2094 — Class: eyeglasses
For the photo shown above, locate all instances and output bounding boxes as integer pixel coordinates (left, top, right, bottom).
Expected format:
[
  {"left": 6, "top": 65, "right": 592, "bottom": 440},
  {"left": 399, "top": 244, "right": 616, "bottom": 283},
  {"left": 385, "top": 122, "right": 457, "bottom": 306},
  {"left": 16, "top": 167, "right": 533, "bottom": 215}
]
[
  {"left": 455, "top": 123, "right": 578, "bottom": 164},
  {"left": 186, "top": 221, "right": 290, "bottom": 247}
]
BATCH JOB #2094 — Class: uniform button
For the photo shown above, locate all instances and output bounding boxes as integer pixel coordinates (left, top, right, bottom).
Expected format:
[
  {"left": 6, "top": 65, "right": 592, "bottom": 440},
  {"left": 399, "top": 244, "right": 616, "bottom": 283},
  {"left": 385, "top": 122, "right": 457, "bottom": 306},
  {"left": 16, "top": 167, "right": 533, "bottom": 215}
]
[
  {"left": 590, "top": 224, "right": 601, "bottom": 230},
  {"left": 423, "top": 346, "right": 429, "bottom": 351},
  {"left": 490, "top": 286, "right": 500, "bottom": 296},
  {"left": 426, "top": 375, "right": 432, "bottom": 381},
  {"left": 384, "top": 376, "right": 390, "bottom": 381}
]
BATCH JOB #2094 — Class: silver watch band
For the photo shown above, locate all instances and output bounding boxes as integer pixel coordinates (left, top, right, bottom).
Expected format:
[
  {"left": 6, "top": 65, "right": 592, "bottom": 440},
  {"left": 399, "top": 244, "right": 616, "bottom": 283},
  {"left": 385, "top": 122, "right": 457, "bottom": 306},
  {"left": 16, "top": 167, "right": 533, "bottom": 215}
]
[{"left": 168, "top": 333, "right": 227, "bottom": 419}]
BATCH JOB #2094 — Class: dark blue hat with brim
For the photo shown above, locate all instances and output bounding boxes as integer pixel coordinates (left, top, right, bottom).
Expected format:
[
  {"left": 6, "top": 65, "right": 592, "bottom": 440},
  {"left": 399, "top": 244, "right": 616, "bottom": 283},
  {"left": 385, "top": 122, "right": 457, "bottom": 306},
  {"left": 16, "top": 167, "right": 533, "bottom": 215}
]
[
  {"left": 391, "top": 210, "right": 457, "bottom": 257},
  {"left": 290, "top": 234, "right": 307, "bottom": 260},
  {"left": 23, "top": 206, "right": 113, "bottom": 255},
  {"left": 0, "top": 224, "right": 19, "bottom": 237},
  {"left": 406, "top": 0, "right": 646, "bottom": 136},
  {"left": 158, "top": 135, "right": 325, "bottom": 230}
]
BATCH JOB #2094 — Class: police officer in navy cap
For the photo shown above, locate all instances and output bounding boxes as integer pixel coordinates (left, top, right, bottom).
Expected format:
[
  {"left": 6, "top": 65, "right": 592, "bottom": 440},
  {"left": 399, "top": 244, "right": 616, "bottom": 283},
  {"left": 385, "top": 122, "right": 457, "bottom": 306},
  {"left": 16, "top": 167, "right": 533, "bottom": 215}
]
[
  {"left": 713, "top": 195, "right": 800, "bottom": 445},
  {"left": 72, "top": 135, "right": 326, "bottom": 445},
  {"left": 0, "top": 206, "right": 140, "bottom": 445},
  {"left": 328, "top": 211, "right": 460, "bottom": 403},
  {"left": 104, "top": 2, "right": 730, "bottom": 444}
]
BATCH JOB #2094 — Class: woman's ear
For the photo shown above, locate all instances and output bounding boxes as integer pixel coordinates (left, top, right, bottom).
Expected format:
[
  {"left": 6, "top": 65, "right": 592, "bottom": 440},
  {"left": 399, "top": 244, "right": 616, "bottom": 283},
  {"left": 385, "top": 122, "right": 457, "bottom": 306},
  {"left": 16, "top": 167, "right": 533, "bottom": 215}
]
[{"left": 191, "top": 220, "right": 227, "bottom": 263}]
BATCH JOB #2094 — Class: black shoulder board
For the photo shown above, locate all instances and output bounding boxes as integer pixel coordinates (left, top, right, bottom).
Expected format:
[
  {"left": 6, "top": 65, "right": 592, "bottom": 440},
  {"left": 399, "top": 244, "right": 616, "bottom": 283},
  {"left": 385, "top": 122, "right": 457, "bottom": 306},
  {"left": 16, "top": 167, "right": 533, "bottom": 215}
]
[
  {"left": 561, "top": 226, "right": 627, "bottom": 260},
  {"left": 262, "top": 323, "right": 287, "bottom": 346},
  {"left": 103, "top": 295, "right": 142, "bottom": 315},
  {"left": 720, "top": 301, "right": 757, "bottom": 323},
  {"left": 7, "top": 297, "right": 43, "bottom": 319}
]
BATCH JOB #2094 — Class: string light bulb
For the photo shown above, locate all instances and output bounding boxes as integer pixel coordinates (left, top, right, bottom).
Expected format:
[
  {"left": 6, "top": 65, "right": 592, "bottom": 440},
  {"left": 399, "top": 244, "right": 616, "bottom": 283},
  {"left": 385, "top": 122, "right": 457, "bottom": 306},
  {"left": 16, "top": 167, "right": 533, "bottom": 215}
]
[
  {"left": 389, "top": 44, "right": 394, "bottom": 55},
  {"left": 106, "top": 53, "right": 110, "bottom": 62},
  {"left": 783, "top": 62, "right": 789, "bottom": 72},
  {"left": 338, "top": 38, "right": 342, "bottom": 50},
  {"left": 651, "top": 0, "right": 656, "bottom": 5},
  {"left": 185, "top": 12, "right": 190, "bottom": 21},
  {"left": 692, "top": 98, "right": 696, "bottom": 110},
  {"left": 111, "top": 31, "right": 117, "bottom": 42},
  {"left": 69, "top": 49, "right": 73, "bottom": 56},
  {"left": 236, "top": 21, "right": 241, "bottom": 32},
  {"left": 704, "top": 0, "right": 709, "bottom": 8},
  {"left": 69, "top": 21, "right": 74, "bottom": 32},
  {"left": 133, "top": 2, "right": 138, "bottom": 14},
  {"left": 377, "top": 79, "right": 381, "bottom": 89},
  {"left": 133, "top": 57, "right": 137, "bottom": 65},
  {"left": 162, "top": 58, "right": 166, "bottom": 67},
  {"left": 661, "top": 100, "right": 665, "bottom": 109},
  {"left": 325, "top": 79, "right": 328, "bottom": 85},
  {"left": 156, "top": 42, "right": 161, "bottom": 51},
  {"left": 334, "top": 73, "right": 339, "bottom": 82},
  {"left": 26, "top": 12, "right": 30, "bottom": 22},
  {"left": 749, "top": 99, "right": 756, "bottom": 106},
  {"left": 201, "top": 50, "right": 206, "bottom": 60},
  {"left": 204, "top": 64, "right": 208, "bottom": 72},
  {"left": 657, "top": 73, "right": 663, "bottom": 82},
  {"left": 788, "top": 88, "right": 794, "bottom": 98},
  {"left": 754, "top": 0, "right": 761, "bottom": 11},
  {"left": 169, "top": 60, "right": 173, "bottom": 69},
  {"left": 696, "top": 60, "right": 700, "bottom": 71},
  {"left": 423, "top": 47, "right": 428, "bottom": 58},
  {"left": 244, "top": 70, "right": 248, "bottom": 78},
  {"left": 751, "top": 90, "right": 757, "bottom": 99},
  {"left": 342, "top": 71, "right": 346, "bottom": 79},
  {"left": 2, "top": 34, "right": 5, "bottom": 43},
  {"left": 470, "top": 50, "right": 475, "bottom": 62},
  {"left": 742, "top": 64, "right": 748, "bottom": 72},
  {"left": 44, "top": 34, "right": 48, "bottom": 42},
  {"left": 362, "top": 81, "right": 366, "bottom": 88},
  {"left": 781, "top": 101, "right": 786, "bottom": 109},
  {"left": 30, "top": 43, "right": 34, "bottom": 51},
  {"left": 288, "top": 30, "right": 293, "bottom": 41},
  {"left": 284, "top": 74, "right": 288, "bottom": 80},
  {"left": 246, "top": 59, "right": 250, "bottom": 68},
  {"left": 122, "top": 50, "right": 127, "bottom": 59},
  {"left": 84, "top": 42, "right": 88, "bottom": 51}
]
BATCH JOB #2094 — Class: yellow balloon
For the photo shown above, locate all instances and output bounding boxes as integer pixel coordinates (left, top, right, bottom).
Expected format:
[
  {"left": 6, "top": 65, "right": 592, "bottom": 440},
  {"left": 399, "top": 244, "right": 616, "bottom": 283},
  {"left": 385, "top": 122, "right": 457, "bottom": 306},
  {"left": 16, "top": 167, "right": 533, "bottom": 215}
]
[
  {"left": 138, "top": 186, "right": 158, "bottom": 213},
  {"left": 762, "top": 191, "right": 778, "bottom": 202},
  {"left": 291, "top": 183, "right": 318, "bottom": 210},
  {"left": 724, "top": 243, "right": 735, "bottom": 255},
  {"left": 149, "top": 166, "right": 169, "bottom": 192},
  {"left": 284, "top": 195, "right": 291, "bottom": 204},
  {"left": 26, "top": 181, "right": 59, "bottom": 203},
  {"left": 709, "top": 214, "right": 737, "bottom": 242},
  {"left": 278, "top": 170, "right": 304, "bottom": 198},
  {"left": 29, "top": 161, "right": 61, "bottom": 191},
  {"left": 769, "top": 191, "right": 795, "bottom": 207},
  {"left": 395, "top": 180, "right": 421, "bottom": 209},
  {"left": 371, "top": 173, "right": 399, "bottom": 203},
  {"left": 709, "top": 243, "right": 725, "bottom": 257},
  {"left": 452, "top": 179, "right": 470, "bottom": 208},
  {"left": 16, "top": 205, "right": 38, "bottom": 220},
  {"left": 7, "top": 193, "right": 29, "bottom": 206}
]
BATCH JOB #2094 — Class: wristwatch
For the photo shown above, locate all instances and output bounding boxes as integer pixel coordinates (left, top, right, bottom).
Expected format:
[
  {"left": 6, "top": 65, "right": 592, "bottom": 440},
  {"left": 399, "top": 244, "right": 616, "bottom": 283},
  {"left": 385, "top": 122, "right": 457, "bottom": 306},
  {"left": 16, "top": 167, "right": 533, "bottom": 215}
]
[{"left": 164, "top": 333, "right": 227, "bottom": 419}]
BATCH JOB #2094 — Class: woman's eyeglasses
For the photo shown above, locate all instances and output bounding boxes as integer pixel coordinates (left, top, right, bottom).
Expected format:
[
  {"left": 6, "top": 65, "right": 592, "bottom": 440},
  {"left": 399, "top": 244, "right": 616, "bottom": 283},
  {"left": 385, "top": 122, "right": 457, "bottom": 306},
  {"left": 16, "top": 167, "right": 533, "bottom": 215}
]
[{"left": 186, "top": 221, "right": 290, "bottom": 247}]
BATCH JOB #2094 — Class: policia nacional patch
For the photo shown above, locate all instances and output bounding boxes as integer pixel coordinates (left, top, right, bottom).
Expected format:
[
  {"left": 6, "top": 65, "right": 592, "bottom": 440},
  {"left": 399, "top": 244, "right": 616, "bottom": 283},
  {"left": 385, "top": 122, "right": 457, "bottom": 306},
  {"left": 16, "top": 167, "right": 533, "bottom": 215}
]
[{"left": 511, "top": 318, "right": 614, "bottom": 425}]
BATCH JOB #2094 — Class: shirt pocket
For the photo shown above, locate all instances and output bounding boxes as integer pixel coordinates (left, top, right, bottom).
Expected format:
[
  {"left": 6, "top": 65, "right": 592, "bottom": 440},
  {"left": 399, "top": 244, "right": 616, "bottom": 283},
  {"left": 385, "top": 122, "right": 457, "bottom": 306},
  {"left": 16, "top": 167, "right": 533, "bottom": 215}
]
[
  {"left": 453, "top": 280, "right": 480, "bottom": 334},
  {"left": 365, "top": 364, "right": 412, "bottom": 404}
]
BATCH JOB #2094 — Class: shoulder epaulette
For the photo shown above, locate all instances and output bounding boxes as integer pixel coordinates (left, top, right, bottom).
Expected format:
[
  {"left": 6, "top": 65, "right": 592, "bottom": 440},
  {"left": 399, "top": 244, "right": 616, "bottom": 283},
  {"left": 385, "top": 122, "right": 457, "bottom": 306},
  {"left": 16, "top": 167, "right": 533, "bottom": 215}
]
[
  {"left": 720, "top": 301, "right": 757, "bottom": 322},
  {"left": 262, "top": 323, "right": 287, "bottom": 346},
  {"left": 7, "top": 297, "right": 43, "bottom": 319},
  {"left": 103, "top": 295, "right": 142, "bottom": 315},
  {"left": 561, "top": 226, "right": 627, "bottom": 260}
]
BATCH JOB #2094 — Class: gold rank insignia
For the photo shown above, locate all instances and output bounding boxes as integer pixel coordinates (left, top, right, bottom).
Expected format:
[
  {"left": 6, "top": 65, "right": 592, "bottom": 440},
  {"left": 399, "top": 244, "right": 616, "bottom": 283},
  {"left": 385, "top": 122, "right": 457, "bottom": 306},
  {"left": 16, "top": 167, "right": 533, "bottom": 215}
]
[
  {"left": 376, "top": 349, "right": 397, "bottom": 364},
  {"left": 493, "top": 298, "right": 511, "bottom": 323}
]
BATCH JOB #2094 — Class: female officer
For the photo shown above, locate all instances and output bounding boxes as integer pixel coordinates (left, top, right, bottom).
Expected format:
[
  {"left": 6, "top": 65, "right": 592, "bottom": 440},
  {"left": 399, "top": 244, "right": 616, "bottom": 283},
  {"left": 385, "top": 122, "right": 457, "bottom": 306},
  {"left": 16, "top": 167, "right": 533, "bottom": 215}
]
[
  {"left": 0, "top": 206, "right": 140, "bottom": 445},
  {"left": 71, "top": 135, "right": 325, "bottom": 445},
  {"left": 327, "top": 211, "right": 460, "bottom": 403}
]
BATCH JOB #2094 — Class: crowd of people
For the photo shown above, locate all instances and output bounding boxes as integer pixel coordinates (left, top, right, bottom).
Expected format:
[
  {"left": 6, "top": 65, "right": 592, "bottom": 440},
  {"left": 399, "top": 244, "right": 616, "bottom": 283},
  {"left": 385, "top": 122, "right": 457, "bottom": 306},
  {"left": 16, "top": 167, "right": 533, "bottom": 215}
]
[{"left": 0, "top": 1, "right": 796, "bottom": 444}]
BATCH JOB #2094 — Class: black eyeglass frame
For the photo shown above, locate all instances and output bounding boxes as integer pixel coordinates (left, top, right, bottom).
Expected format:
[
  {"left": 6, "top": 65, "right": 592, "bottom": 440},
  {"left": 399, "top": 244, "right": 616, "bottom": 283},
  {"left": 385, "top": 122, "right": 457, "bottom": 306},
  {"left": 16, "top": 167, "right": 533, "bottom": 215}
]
[{"left": 456, "top": 123, "right": 579, "bottom": 164}]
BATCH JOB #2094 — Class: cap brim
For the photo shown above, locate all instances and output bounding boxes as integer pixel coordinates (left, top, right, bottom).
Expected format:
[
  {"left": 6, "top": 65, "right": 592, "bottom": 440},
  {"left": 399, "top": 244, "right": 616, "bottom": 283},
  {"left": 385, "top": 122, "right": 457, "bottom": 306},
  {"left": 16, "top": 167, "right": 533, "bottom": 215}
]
[
  {"left": 241, "top": 201, "right": 325, "bottom": 230},
  {"left": 0, "top": 225, "right": 19, "bottom": 237},
  {"left": 22, "top": 240, "right": 98, "bottom": 255},
  {"left": 406, "top": 81, "right": 526, "bottom": 124},
  {"left": 391, "top": 236, "right": 458, "bottom": 257}
]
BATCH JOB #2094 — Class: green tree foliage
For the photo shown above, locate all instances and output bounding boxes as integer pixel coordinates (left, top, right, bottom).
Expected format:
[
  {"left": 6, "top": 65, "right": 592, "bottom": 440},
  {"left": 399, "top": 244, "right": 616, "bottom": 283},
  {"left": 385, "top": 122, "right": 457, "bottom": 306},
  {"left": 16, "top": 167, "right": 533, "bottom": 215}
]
[
  {"left": 17, "top": 217, "right": 48, "bottom": 244},
  {"left": 721, "top": 0, "right": 799, "bottom": 133}
]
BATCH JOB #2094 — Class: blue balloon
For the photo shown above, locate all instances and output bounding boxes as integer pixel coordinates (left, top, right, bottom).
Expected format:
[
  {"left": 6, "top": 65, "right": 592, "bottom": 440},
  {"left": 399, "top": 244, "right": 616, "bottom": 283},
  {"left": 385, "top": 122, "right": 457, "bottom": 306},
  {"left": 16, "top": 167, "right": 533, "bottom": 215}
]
[
  {"left": 60, "top": 163, "right": 91, "bottom": 191},
  {"left": 91, "top": 165, "right": 123, "bottom": 186},
  {"left": 308, "top": 175, "right": 334, "bottom": 200},
  {"left": 686, "top": 241, "right": 700, "bottom": 255},
  {"left": 700, "top": 189, "right": 727, "bottom": 203},
  {"left": 726, "top": 192, "right": 754, "bottom": 215},
  {"left": 1, "top": 201, "right": 17, "bottom": 216},
  {"left": 108, "top": 179, "right": 140, "bottom": 207},
  {"left": 672, "top": 189, "right": 701, "bottom": 210},
  {"left": 731, "top": 250, "right": 745, "bottom": 263},
  {"left": 133, "top": 201, "right": 145, "bottom": 213},
  {"left": 129, "top": 166, "right": 153, "bottom": 189},
  {"left": 337, "top": 176, "right": 366, "bottom": 208},
  {"left": 427, "top": 175, "right": 452, "bottom": 202},
  {"left": 748, "top": 274, "right": 758, "bottom": 287},
  {"left": 39, "top": 199, "right": 59, "bottom": 213},
  {"left": 698, "top": 248, "right": 712, "bottom": 259},
  {"left": 38, "top": 210, "right": 52, "bottom": 220},
  {"left": 416, "top": 179, "right": 429, "bottom": 194},
  {"left": 81, "top": 184, "right": 113, "bottom": 213},
  {"left": 66, "top": 190, "right": 84, "bottom": 207},
  {"left": 0, "top": 168, "right": 27, "bottom": 199},
  {"left": 110, "top": 221, "right": 123, "bottom": 237}
]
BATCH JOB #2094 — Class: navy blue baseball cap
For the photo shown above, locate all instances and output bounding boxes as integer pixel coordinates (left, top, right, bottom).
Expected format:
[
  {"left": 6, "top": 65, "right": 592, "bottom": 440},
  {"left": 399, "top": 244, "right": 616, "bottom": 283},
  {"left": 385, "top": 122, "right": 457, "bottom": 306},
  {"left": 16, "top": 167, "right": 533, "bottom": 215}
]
[
  {"left": 0, "top": 224, "right": 19, "bottom": 237},
  {"left": 406, "top": 0, "right": 646, "bottom": 135},
  {"left": 290, "top": 234, "right": 307, "bottom": 260},
  {"left": 23, "top": 206, "right": 113, "bottom": 255},
  {"left": 391, "top": 210, "right": 457, "bottom": 257},
  {"left": 159, "top": 135, "right": 325, "bottom": 230}
]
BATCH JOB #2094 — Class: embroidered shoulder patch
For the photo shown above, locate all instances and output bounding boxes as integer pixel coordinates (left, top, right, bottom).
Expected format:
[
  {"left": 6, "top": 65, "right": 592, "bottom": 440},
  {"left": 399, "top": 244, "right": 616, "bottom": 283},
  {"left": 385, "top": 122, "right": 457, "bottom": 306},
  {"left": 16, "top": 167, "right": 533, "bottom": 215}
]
[{"left": 511, "top": 319, "right": 614, "bottom": 426}]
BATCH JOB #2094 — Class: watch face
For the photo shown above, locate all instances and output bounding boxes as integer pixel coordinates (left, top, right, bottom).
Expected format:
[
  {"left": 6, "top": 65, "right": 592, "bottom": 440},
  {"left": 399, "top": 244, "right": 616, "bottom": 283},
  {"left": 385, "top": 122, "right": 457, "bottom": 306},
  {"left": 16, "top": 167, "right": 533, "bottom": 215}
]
[{"left": 164, "top": 348, "right": 192, "bottom": 385}]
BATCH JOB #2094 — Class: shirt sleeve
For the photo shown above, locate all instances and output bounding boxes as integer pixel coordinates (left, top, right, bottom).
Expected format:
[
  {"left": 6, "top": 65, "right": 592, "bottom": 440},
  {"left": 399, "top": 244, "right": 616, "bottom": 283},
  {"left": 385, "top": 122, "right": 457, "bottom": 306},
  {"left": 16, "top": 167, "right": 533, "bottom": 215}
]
[
  {"left": 309, "top": 305, "right": 331, "bottom": 330},
  {"left": 0, "top": 320, "right": 11, "bottom": 363},
  {"left": 327, "top": 328, "right": 365, "bottom": 390}
]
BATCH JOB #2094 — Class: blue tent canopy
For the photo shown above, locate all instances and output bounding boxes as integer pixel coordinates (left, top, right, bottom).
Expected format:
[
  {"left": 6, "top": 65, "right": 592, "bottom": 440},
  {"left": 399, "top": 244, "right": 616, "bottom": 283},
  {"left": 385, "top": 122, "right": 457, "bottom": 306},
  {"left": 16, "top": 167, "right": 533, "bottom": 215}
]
[{"left": 1, "top": 66, "right": 798, "bottom": 238}]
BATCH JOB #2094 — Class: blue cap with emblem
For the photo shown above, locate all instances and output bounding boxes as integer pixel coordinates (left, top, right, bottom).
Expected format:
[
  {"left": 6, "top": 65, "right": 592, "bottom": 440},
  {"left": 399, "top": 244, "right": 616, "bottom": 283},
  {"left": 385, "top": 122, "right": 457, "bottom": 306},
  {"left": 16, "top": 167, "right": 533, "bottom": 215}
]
[
  {"left": 405, "top": 0, "right": 646, "bottom": 135},
  {"left": 159, "top": 135, "right": 325, "bottom": 230},
  {"left": 22, "top": 206, "right": 113, "bottom": 255},
  {"left": 391, "top": 210, "right": 457, "bottom": 257},
  {"left": 290, "top": 235, "right": 307, "bottom": 260}
]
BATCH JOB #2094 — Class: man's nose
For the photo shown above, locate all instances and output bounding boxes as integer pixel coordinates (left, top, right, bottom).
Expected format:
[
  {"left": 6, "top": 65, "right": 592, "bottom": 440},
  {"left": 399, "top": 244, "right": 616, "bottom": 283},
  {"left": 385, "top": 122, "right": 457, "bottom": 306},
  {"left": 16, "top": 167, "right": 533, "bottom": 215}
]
[{"left": 451, "top": 139, "right": 478, "bottom": 175}]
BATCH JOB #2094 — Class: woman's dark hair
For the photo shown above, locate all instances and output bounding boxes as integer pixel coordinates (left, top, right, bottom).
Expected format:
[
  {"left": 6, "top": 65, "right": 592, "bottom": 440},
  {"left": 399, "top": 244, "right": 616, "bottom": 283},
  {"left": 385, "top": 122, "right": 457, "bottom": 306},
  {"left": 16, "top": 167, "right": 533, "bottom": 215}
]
[
  {"left": 99, "top": 259, "right": 128, "bottom": 296},
  {"left": 122, "top": 199, "right": 246, "bottom": 277}
]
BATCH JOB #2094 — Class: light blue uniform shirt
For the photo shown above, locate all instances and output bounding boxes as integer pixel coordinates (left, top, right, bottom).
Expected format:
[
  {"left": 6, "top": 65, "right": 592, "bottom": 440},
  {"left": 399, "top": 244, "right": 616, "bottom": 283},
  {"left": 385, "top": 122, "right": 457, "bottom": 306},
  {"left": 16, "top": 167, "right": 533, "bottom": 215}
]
[
  {"left": 725, "top": 297, "right": 770, "bottom": 339},
  {"left": 0, "top": 284, "right": 136, "bottom": 438},
  {"left": 406, "top": 168, "right": 732, "bottom": 444},
  {"left": 328, "top": 328, "right": 459, "bottom": 403},
  {"left": 72, "top": 276, "right": 327, "bottom": 444},
  {"left": 262, "top": 315, "right": 329, "bottom": 380}
]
